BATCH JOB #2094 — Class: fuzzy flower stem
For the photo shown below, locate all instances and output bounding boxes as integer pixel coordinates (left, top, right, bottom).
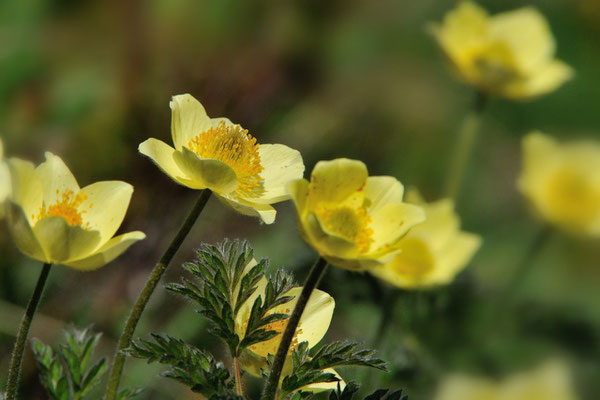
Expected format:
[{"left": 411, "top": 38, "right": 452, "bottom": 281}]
[
  {"left": 5, "top": 262, "right": 52, "bottom": 400},
  {"left": 105, "top": 190, "right": 212, "bottom": 400},
  {"left": 234, "top": 357, "right": 244, "bottom": 396},
  {"left": 444, "top": 91, "right": 488, "bottom": 201},
  {"left": 261, "top": 256, "right": 329, "bottom": 400}
]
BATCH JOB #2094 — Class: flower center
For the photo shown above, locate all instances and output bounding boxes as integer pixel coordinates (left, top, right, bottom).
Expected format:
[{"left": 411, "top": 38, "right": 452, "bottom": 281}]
[
  {"left": 546, "top": 168, "right": 600, "bottom": 225},
  {"left": 36, "top": 190, "right": 90, "bottom": 229},
  {"left": 187, "top": 121, "right": 264, "bottom": 197},
  {"left": 316, "top": 206, "right": 373, "bottom": 252},
  {"left": 391, "top": 238, "right": 435, "bottom": 284}
]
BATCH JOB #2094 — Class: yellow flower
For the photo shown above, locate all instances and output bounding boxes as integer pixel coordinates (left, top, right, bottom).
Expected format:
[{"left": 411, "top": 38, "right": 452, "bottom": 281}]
[
  {"left": 370, "top": 190, "right": 481, "bottom": 289},
  {"left": 430, "top": 1, "right": 573, "bottom": 100},
  {"left": 434, "top": 360, "right": 577, "bottom": 400},
  {"left": 235, "top": 274, "right": 343, "bottom": 392},
  {"left": 6, "top": 152, "right": 145, "bottom": 270},
  {"left": 139, "top": 94, "right": 304, "bottom": 224},
  {"left": 0, "top": 139, "right": 11, "bottom": 219},
  {"left": 287, "top": 159, "right": 426, "bottom": 271},
  {"left": 518, "top": 132, "right": 600, "bottom": 236}
]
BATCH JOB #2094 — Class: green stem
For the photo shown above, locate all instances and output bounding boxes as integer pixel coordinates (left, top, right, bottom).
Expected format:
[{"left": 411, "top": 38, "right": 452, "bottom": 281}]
[
  {"left": 105, "top": 190, "right": 212, "bottom": 400},
  {"left": 261, "top": 257, "right": 329, "bottom": 400},
  {"left": 5, "top": 262, "right": 52, "bottom": 400},
  {"left": 443, "top": 91, "right": 488, "bottom": 201},
  {"left": 234, "top": 357, "right": 243, "bottom": 396}
]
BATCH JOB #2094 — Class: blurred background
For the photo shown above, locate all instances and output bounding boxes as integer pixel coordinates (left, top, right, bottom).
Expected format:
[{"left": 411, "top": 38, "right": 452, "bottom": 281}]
[{"left": 1, "top": 0, "right": 600, "bottom": 398}]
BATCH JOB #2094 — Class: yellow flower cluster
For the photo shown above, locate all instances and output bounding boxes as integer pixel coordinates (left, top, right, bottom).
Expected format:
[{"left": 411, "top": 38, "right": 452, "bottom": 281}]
[
  {"left": 431, "top": 1, "right": 572, "bottom": 100},
  {"left": 434, "top": 361, "right": 577, "bottom": 400}
]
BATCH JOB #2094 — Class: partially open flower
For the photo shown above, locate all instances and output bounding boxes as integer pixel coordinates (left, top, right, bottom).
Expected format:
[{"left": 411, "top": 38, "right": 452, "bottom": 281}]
[
  {"left": 235, "top": 275, "right": 342, "bottom": 392},
  {"left": 139, "top": 94, "right": 304, "bottom": 224},
  {"left": 518, "top": 132, "right": 600, "bottom": 236},
  {"left": 0, "top": 139, "right": 11, "bottom": 219},
  {"left": 6, "top": 152, "right": 145, "bottom": 270},
  {"left": 434, "top": 360, "right": 577, "bottom": 400},
  {"left": 430, "top": 1, "right": 572, "bottom": 100},
  {"left": 370, "top": 190, "right": 481, "bottom": 289},
  {"left": 287, "top": 159, "right": 426, "bottom": 271}
]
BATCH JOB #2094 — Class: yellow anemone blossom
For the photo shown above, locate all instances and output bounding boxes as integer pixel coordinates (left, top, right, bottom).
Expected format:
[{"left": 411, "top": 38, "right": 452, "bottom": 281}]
[
  {"left": 6, "top": 152, "right": 145, "bottom": 270},
  {"left": 430, "top": 1, "right": 573, "bottom": 100},
  {"left": 0, "top": 139, "right": 11, "bottom": 219},
  {"left": 235, "top": 275, "right": 343, "bottom": 392},
  {"left": 518, "top": 132, "right": 600, "bottom": 236},
  {"left": 370, "top": 190, "right": 481, "bottom": 289},
  {"left": 434, "top": 360, "right": 577, "bottom": 400},
  {"left": 139, "top": 94, "right": 304, "bottom": 224},
  {"left": 287, "top": 159, "right": 426, "bottom": 271}
]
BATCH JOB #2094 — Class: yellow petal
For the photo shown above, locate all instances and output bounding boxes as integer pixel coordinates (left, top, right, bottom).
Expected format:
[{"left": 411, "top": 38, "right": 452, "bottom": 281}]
[
  {"left": 489, "top": 7, "right": 554, "bottom": 75},
  {"left": 302, "top": 369, "right": 345, "bottom": 392},
  {"left": 138, "top": 138, "right": 190, "bottom": 186},
  {"left": 174, "top": 147, "right": 238, "bottom": 193},
  {"left": 251, "top": 144, "right": 305, "bottom": 204},
  {"left": 434, "top": 374, "right": 500, "bottom": 400},
  {"left": 63, "top": 231, "right": 146, "bottom": 270},
  {"left": 430, "top": 1, "right": 489, "bottom": 67},
  {"left": 294, "top": 288, "right": 335, "bottom": 347},
  {"left": 517, "top": 132, "right": 559, "bottom": 201},
  {"left": 8, "top": 158, "right": 43, "bottom": 225},
  {"left": 6, "top": 201, "right": 46, "bottom": 262},
  {"left": 309, "top": 159, "right": 368, "bottom": 205},
  {"left": 364, "top": 176, "right": 405, "bottom": 214},
  {"left": 305, "top": 212, "right": 360, "bottom": 259},
  {"left": 33, "top": 216, "right": 101, "bottom": 263},
  {"left": 36, "top": 152, "right": 80, "bottom": 206},
  {"left": 430, "top": 232, "right": 481, "bottom": 285},
  {"left": 77, "top": 181, "right": 133, "bottom": 245},
  {"left": 215, "top": 194, "right": 276, "bottom": 224},
  {"left": 502, "top": 60, "right": 573, "bottom": 100},
  {"left": 170, "top": 94, "right": 211, "bottom": 150},
  {"left": 369, "top": 203, "right": 426, "bottom": 251},
  {"left": 287, "top": 179, "right": 309, "bottom": 216}
]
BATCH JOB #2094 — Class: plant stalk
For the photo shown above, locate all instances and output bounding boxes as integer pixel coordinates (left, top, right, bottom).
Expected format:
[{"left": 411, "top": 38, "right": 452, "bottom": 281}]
[
  {"left": 444, "top": 91, "right": 488, "bottom": 201},
  {"left": 105, "top": 190, "right": 212, "bottom": 400},
  {"left": 234, "top": 357, "right": 244, "bottom": 396},
  {"left": 261, "top": 257, "right": 329, "bottom": 400},
  {"left": 5, "top": 262, "right": 52, "bottom": 400}
]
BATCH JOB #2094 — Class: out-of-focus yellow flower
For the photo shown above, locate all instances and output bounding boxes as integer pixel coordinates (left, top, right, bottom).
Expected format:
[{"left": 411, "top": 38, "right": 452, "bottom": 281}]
[
  {"left": 0, "top": 139, "right": 11, "bottom": 219},
  {"left": 370, "top": 190, "right": 481, "bottom": 289},
  {"left": 434, "top": 360, "right": 577, "bottom": 400},
  {"left": 235, "top": 274, "right": 342, "bottom": 392},
  {"left": 139, "top": 94, "right": 304, "bottom": 224},
  {"left": 430, "top": 1, "right": 573, "bottom": 100},
  {"left": 6, "top": 152, "right": 145, "bottom": 270},
  {"left": 518, "top": 132, "right": 600, "bottom": 236},
  {"left": 287, "top": 159, "right": 426, "bottom": 271}
]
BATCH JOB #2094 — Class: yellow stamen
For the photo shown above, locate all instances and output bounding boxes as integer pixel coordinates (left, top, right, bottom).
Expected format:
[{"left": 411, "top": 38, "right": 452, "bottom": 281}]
[
  {"left": 187, "top": 121, "right": 264, "bottom": 197},
  {"left": 36, "top": 190, "right": 89, "bottom": 229},
  {"left": 316, "top": 206, "right": 374, "bottom": 252}
]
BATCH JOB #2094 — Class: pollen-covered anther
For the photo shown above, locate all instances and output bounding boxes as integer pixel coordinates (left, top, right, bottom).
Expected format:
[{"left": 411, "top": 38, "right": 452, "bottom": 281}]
[
  {"left": 36, "top": 190, "right": 90, "bottom": 229},
  {"left": 316, "top": 206, "right": 374, "bottom": 252},
  {"left": 187, "top": 121, "right": 264, "bottom": 197}
]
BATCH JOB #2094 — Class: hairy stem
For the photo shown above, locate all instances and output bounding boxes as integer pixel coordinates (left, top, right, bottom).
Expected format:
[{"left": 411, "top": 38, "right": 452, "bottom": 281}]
[
  {"left": 234, "top": 357, "right": 244, "bottom": 396},
  {"left": 261, "top": 257, "right": 328, "bottom": 400},
  {"left": 444, "top": 91, "right": 488, "bottom": 201},
  {"left": 105, "top": 190, "right": 212, "bottom": 400},
  {"left": 6, "top": 262, "right": 52, "bottom": 400}
]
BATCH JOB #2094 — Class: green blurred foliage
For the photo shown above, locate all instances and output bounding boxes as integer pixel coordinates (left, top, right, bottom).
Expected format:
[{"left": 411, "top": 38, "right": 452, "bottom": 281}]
[{"left": 1, "top": 0, "right": 600, "bottom": 399}]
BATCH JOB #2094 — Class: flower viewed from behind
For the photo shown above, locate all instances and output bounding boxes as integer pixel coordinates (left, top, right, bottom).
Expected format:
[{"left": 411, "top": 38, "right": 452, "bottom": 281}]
[
  {"left": 139, "top": 94, "right": 304, "bottom": 224},
  {"left": 0, "top": 139, "right": 11, "bottom": 219},
  {"left": 434, "top": 360, "right": 577, "bottom": 400},
  {"left": 6, "top": 152, "right": 145, "bottom": 270},
  {"left": 287, "top": 158, "right": 426, "bottom": 271},
  {"left": 370, "top": 190, "right": 481, "bottom": 289},
  {"left": 430, "top": 1, "right": 572, "bottom": 100},
  {"left": 235, "top": 275, "right": 341, "bottom": 392},
  {"left": 518, "top": 132, "right": 600, "bottom": 236}
]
